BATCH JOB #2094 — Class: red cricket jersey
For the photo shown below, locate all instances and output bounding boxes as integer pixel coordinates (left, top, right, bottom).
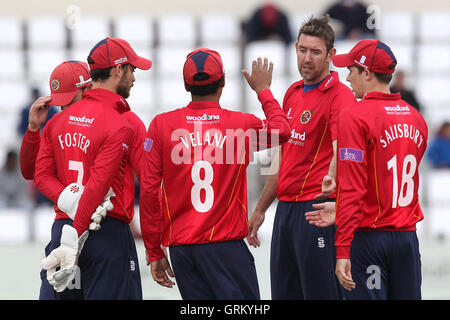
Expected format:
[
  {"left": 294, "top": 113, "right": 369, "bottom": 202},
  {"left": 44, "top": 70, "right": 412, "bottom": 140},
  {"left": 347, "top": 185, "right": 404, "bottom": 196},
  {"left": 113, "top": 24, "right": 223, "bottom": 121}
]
[
  {"left": 20, "top": 110, "right": 145, "bottom": 218},
  {"left": 34, "top": 89, "right": 135, "bottom": 236},
  {"left": 121, "top": 111, "right": 147, "bottom": 215},
  {"left": 276, "top": 72, "right": 355, "bottom": 201},
  {"left": 335, "top": 92, "right": 429, "bottom": 259},
  {"left": 140, "top": 89, "right": 290, "bottom": 261},
  {"left": 20, "top": 128, "right": 41, "bottom": 180}
]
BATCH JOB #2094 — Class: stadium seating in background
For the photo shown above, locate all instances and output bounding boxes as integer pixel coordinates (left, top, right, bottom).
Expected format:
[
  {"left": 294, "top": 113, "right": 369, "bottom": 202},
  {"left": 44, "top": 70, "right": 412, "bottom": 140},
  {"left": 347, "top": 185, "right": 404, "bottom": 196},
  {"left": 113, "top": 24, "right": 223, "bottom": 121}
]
[
  {"left": 0, "top": 17, "right": 23, "bottom": 50},
  {"left": 114, "top": 15, "right": 155, "bottom": 50},
  {"left": 126, "top": 77, "right": 156, "bottom": 122},
  {"left": 288, "top": 12, "right": 311, "bottom": 42},
  {"left": 27, "top": 16, "right": 66, "bottom": 50},
  {"left": 157, "top": 14, "right": 196, "bottom": 48},
  {"left": 378, "top": 11, "right": 415, "bottom": 44},
  {"left": 244, "top": 40, "right": 288, "bottom": 77},
  {"left": 199, "top": 14, "right": 241, "bottom": 45},
  {"left": 70, "top": 15, "right": 112, "bottom": 54},
  {"left": 0, "top": 50, "right": 26, "bottom": 82},
  {"left": 387, "top": 43, "right": 415, "bottom": 74},
  {"left": 219, "top": 77, "right": 243, "bottom": 112},
  {"left": 34, "top": 206, "right": 56, "bottom": 243},
  {"left": 157, "top": 78, "right": 190, "bottom": 114},
  {"left": 418, "top": 12, "right": 450, "bottom": 45},
  {"left": 426, "top": 170, "right": 450, "bottom": 238},
  {"left": 27, "top": 48, "right": 67, "bottom": 85},
  {"left": 417, "top": 44, "right": 450, "bottom": 75}
]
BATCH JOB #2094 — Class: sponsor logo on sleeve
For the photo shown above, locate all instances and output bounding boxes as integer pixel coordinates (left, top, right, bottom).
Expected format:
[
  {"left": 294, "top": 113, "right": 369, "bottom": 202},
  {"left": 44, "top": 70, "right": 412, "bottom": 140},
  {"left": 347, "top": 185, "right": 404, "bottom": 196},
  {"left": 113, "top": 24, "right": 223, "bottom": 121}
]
[
  {"left": 144, "top": 137, "right": 153, "bottom": 152},
  {"left": 339, "top": 148, "right": 364, "bottom": 162}
]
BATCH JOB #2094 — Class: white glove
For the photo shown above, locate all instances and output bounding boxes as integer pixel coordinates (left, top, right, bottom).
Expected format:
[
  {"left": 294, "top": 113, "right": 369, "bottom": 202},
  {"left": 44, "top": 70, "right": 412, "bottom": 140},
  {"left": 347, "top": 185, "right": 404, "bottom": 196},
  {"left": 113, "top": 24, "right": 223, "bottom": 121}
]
[
  {"left": 41, "top": 225, "right": 89, "bottom": 292},
  {"left": 57, "top": 183, "right": 85, "bottom": 220},
  {"left": 89, "top": 187, "right": 115, "bottom": 231}
]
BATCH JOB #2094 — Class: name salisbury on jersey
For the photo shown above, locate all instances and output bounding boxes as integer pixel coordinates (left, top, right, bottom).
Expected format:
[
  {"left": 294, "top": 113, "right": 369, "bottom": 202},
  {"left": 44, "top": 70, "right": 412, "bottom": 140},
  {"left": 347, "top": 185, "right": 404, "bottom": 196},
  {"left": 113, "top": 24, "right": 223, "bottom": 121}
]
[{"left": 380, "top": 122, "right": 425, "bottom": 149}]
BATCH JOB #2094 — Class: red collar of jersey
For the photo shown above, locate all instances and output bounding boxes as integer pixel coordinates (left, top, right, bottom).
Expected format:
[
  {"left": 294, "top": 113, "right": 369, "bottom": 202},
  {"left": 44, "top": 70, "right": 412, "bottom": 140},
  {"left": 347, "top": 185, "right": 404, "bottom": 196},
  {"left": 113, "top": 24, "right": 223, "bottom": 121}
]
[
  {"left": 187, "top": 100, "right": 221, "bottom": 109},
  {"left": 363, "top": 91, "right": 402, "bottom": 100},
  {"left": 82, "top": 88, "right": 131, "bottom": 114},
  {"left": 298, "top": 71, "right": 340, "bottom": 92}
]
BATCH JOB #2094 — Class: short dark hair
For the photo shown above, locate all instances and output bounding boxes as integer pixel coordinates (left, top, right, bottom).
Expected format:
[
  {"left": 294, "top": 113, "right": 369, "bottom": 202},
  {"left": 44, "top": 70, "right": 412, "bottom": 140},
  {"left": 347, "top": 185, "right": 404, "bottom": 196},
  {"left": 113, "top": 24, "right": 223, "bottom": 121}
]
[
  {"left": 89, "top": 62, "right": 130, "bottom": 82},
  {"left": 354, "top": 64, "right": 396, "bottom": 84},
  {"left": 298, "top": 15, "right": 335, "bottom": 53},
  {"left": 185, "top": 77, "right": 224, "bottom": 96}
]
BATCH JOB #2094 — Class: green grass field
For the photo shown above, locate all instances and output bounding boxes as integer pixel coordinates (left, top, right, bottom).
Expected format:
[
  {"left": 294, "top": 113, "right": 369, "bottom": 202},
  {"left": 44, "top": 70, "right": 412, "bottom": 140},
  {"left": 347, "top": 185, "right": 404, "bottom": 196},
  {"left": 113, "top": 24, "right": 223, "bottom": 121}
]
[{"left": 1, "top": 235, "right": 449, "bottom": 300}]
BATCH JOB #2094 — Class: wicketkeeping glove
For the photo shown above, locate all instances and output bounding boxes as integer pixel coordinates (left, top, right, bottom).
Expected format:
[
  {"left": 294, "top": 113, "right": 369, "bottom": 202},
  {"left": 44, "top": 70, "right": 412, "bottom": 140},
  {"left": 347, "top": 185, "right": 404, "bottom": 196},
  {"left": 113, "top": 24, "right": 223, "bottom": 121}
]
[
  {"left": 41, "top": 224, "right": 88, "bottom": 292},
  {"left": 57, "top": 183, "right": 84, "bottom": 220},
  {"left": 57, "top": 183, "right": 115, "bottom": 231},
  {"left": 89, "top": 187, "right": 115, "bottom": 231}
]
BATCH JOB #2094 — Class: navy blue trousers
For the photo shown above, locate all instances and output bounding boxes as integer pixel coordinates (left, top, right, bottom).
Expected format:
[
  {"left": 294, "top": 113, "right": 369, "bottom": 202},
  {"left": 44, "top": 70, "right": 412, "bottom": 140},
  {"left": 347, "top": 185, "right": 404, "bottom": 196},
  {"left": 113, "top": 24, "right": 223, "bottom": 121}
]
[
  {"left": 270, "top": 200, "right": 343, "bottom": 300},
  {"left": 40, "top": 217, "right": 142, "bottom": 300},
  {"left": 344, "top": 230, "right": 422, "bottom": 300},
  {"left": 169, "top": 240, "right": 260, "bottom": 300}
]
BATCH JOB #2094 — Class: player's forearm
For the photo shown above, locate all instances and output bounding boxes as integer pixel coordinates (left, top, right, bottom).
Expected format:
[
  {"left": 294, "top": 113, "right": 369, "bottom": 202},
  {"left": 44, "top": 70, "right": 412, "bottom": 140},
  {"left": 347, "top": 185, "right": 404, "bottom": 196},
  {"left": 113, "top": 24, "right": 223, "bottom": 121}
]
[
  {"left": 20, "top": 129, "right": 41, "bottom": 180},
  {"left": 255, "top": 150, "right": 280, "bottom": 213},
  {"left": 139, "top": 186, "right": 164, "bottom": 262},
  {"left": 255, "top": 173, "right": 278, "bottom": 214},
  {"left": 34, "top": 154, "right": 65, "bottom": 203},
  {"left": 327, "top": 140, "right": 337, "bottom": 179},
  {"left": 258, "top": 89, "right": 290, "bottom": 144}
]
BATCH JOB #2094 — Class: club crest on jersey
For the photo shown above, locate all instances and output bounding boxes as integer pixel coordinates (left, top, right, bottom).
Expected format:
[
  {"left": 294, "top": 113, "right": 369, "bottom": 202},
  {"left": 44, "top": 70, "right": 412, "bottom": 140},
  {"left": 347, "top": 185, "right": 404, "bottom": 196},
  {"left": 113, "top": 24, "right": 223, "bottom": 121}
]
[
  {"left": 300, "top": 110, "right": 312, "bottom": 124},
  {"left": 51, "top": 79, "right": 60, "bottom": 91}
]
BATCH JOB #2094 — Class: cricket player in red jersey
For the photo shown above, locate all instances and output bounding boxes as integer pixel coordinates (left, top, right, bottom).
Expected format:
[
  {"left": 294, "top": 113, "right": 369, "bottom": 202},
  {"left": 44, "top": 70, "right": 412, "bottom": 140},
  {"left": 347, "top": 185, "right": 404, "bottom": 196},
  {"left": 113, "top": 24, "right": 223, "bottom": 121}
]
[
  {"left": 139, "top": 48, "right": 290, "bottom": 299},
  {"left": 332, "top": 39, "right": 428, "bottom": 299},
  {"left": 20, "top": 61, "right": 92, "bottom": 181},
  {"left": 247, "top": 16, "right": 355, "bottom": 299},
  {"left": 34, "top": 38, "right": 151, "bottom": 299},
  {"left": 20, "top": 61, "right": 93, "bottom": 300}
]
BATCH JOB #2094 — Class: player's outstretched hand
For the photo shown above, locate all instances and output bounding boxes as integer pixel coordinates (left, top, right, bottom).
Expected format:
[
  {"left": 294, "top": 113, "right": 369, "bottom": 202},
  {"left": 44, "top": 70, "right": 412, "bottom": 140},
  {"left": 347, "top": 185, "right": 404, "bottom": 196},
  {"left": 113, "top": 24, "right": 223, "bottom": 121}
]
[
  {"left": 28, "top": 96, "right": 52, "bottom": 131},
  {"left": 247, "top": 209, "right": 265, "bottom": 248},
  {"left": 242, "top": 57, "right": 274, "bottom": 93},
  {"left": 305, "top": 202, "right": 336, "bottom": 227},
  {"left": 335, "top": 259, "right": 356, "bottom": 291},
  {"left": 151, "top": 257, "right": 176, "bottom": 288},
  {"left": 315, "top": 175, "right": 336, "bottom": 200}
]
